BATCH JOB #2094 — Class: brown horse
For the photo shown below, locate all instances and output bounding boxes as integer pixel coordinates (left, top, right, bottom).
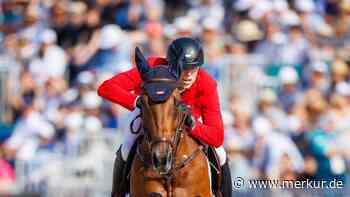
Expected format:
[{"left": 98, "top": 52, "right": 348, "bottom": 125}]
[{"left": 129, "top": 48, "right": 212, "bottom": 197}]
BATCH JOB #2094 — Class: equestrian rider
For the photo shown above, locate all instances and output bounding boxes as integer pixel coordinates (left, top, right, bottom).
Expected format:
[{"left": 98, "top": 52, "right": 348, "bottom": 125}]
[{"left": 97, "top": 37, "right": 232, "bottom": 197}]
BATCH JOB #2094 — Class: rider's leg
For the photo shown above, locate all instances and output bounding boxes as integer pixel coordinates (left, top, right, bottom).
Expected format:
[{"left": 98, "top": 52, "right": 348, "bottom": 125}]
[
  {"left": 215, "top": 146, "right": 227, "bottom": 166},
  {"left": 215, "top": 146, "right": 232, "bottom": 197},
  {"left": 112, "top": 108, "right": 143, "bottom": 197},
  {"left": 111, "top": 146, "right": 126, "bottom": 197},
  {"left": 121, "top": 108, "right": 143, "bottom": 161}
]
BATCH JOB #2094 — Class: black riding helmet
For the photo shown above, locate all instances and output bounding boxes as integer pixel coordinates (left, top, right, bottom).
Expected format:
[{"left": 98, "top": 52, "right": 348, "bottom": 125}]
[{"left": 166, "top": 37, "right": 204, "bottom": 71}]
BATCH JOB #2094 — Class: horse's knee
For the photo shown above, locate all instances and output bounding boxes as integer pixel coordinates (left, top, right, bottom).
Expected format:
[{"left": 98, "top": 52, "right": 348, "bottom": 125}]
[{"left": 148, "top": 192, "right": 163, "bottom": 197}]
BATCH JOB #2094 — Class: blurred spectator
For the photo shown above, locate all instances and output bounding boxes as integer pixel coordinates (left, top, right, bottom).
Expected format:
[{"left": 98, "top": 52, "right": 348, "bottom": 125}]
[
  {"left": 68, "top": 23, "right": 130, "bottom": 83},
  {"left": 306, "top": 61, "right": 330, "bottom": 95},
  {"left": 331, "top": 58, "right": 349, "bottom": 88},
  {"left": 29, "top": 29, "right": 68, "bottom": 85},
  {"left": 255, "top": 88, "right": 286, "bottom": 132},
  {"left": 0, "top": 156, "right": 15, "bottom": 194},
  {"left": 173, "top": 15, "right": 196, "bottom": 37},
  {"left": 305, "top": 117, "right": 347, "bottom": 181},
  {"left": 4, "top": 91, "right": 55, "bottom": 161},
  {"left": 188, "top": 0, "right": 224, "bottom": 24},
  {"left": 251, "top": 117, "right": 304, "bottom": 180},
  {"left": 278, "top": 66, "right": 302, "bottom": 112},
  {"left": 18, "top": 5, "right": 45, "bottom": 45},
  {"left": 225, "top": 97, "right": 256, "bottom": 180}
]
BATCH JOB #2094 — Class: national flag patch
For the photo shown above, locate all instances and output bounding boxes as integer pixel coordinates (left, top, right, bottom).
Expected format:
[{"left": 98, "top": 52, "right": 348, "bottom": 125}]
[{"left": 156, "top": 90, "right": 165, "bottom": 95}]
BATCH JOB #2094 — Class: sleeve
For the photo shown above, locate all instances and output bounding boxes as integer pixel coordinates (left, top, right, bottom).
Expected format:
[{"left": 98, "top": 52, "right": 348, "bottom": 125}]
[
  {"left": 97, "top": 67, "right": 142, "bottom": 111},
  {"left": 189, "top": 79, "right": 224, "bottom": 148}
]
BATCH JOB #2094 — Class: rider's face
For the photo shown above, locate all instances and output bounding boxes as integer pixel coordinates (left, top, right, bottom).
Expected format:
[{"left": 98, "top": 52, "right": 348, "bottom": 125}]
[{"left": 180, "top": 67, "right": 199, "bottom": 90}]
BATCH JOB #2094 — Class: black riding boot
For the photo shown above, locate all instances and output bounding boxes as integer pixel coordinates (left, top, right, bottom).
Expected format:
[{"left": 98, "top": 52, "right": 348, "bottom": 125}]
[
  {"left": 220, "top": 161, "right": 233, "bottom": 197},
  {"left": 111, "top": 146, "right": 127, "bottom": 197}
]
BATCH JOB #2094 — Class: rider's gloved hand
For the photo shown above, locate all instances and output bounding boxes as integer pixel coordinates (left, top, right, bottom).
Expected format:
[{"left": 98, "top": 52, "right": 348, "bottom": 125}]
[
  {"left": 177, "top": 103, "right": 196, "bottom": 130},
  {"left": 135, "top": 96, "right": 143, "bottom": 109},
  {"left": 184, "top": 114, "right": 196, "bottom": 130}
]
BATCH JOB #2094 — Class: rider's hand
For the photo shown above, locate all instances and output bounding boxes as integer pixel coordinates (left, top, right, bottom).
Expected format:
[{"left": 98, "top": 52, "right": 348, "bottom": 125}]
[
  {"left": 135, "top": 96, "right": 143, "bottom": 109},
  {"left": 177, "top": 103, "right": 196, "bottom": 130},
  {"left": 184, "top": 114, "right": 196, "bottom": 130}
]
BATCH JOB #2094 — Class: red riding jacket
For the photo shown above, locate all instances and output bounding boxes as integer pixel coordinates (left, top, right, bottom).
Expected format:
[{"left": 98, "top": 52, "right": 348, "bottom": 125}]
[{"left": 97, "top": 57, "right": 224, "bottom": 147}]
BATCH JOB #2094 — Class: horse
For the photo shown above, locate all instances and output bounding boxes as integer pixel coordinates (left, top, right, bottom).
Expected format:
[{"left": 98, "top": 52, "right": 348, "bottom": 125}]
[{"left": 129, "top": 48, "right": 213, "bottom": 197}]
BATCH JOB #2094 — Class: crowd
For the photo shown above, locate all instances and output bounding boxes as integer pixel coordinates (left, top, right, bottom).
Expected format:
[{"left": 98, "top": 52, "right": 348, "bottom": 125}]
[{"left": 0, "top": 0, "right": 350, "bottom": 195}]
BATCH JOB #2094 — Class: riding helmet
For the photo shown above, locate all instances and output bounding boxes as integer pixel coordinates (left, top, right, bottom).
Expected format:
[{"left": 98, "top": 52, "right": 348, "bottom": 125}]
[{"left": 166, "top": 37, "right": 204, "bottom": 70}]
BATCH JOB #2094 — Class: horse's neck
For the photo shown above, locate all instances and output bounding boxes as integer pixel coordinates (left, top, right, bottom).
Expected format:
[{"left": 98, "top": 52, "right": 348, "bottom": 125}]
[{"left": 176, "top": 133, "right": 202, "bottom": 158}]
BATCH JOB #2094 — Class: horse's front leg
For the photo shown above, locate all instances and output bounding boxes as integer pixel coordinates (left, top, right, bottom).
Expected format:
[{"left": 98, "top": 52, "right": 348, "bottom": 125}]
[{"left": 130, "top": 157, "right": 168, "bottom": 197}]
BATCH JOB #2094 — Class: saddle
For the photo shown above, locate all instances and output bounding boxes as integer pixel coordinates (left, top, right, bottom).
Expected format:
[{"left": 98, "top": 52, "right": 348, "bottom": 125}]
[{"left": 123, "top": 135, "right": 223, "bottom": 196}]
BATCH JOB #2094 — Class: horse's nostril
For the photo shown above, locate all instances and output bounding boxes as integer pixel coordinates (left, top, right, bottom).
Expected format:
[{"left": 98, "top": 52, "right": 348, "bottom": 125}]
[
  {"left": 149, "top": 192, "right": 163, "bottom": 197},
  {"left": 152, "top": 153, "right": 160, "bottom": 168}
]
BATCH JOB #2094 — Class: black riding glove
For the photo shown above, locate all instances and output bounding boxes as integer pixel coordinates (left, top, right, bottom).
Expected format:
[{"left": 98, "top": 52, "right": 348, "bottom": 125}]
[
  {"left": 185, "top": 114, "right": 196, "bottom": 130},
  {"left": 135, "top": 96, "right": 143, "bottom": 109},
  {"left": 177, "top": 103, "right": 196, "bottom": 130}
]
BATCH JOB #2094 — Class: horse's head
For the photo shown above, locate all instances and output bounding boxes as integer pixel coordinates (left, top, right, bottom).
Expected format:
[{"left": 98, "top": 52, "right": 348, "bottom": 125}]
[{"left": 135, "top": 47, "right": 186, "bottom": 174}]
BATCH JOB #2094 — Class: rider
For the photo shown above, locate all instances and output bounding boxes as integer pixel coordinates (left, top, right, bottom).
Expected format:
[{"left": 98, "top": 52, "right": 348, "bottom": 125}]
[{"left": 97, "top": 37, "right": 232, "bottom": 197}]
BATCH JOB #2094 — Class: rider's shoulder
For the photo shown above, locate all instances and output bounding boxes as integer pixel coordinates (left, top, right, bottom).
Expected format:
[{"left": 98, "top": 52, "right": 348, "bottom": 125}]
[{"left": 197, "top": 69, "right": 217, "bottom": 88}]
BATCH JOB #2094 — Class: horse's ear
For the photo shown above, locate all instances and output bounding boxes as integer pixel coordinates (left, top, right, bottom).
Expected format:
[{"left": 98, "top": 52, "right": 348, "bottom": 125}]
[
  {"left": 169, "top": 48, "right": 184, "bottom": 80},
  {"left": 135, "top": 47, "right": 150, "bottom": 80}
]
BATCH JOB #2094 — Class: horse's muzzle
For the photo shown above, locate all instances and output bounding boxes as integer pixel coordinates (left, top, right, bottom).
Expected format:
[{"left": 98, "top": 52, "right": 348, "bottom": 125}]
[{"left": 151, "top": 141, "right": 173, "bottom": 174}]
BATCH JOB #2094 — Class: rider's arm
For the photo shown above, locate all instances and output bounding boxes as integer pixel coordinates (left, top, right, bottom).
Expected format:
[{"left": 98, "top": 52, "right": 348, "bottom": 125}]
[
  {"left": 189, "top": 73, "right": 224, "bottom": 148},
  {"left": 97, "top": 57, "right": 168, "bottom": 111},
  {"left": 97, "top": 67, "right": 142, "bottom": 111}
]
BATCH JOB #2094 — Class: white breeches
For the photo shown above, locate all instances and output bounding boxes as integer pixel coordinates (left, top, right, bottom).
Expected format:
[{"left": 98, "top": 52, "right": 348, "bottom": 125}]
[{"left": 121, "top": 108, "right": 227, "bottom": 166}]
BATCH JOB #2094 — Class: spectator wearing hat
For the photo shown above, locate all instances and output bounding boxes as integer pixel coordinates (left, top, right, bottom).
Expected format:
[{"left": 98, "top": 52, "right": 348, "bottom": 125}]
[
  {"left": 280, "top": 15, "right": 309, "bottom": 67},
  {"left": 251, "top": 117, "right": 304, "bottom": 180},
  {"left": 83, "top": 24, "right": 132, "bottom": 74},
  {"left": 255, "top": 21, "right": 286, "bottom": 65},
  {"left": 235, "top": 19, "right": 264, "bottom": 52},
  {"left": 173, "top": 16, "right": 197, "bottom": 37},
  {"left": 57, "top": 111, "right": 84, "bottom": 156},
  {"left": 294, "top": 0, "right": 328, "bottom": 36},
  {"left": 188, "top": 0, "right": 224, "bottom": 24},
  {"left": 278, "top": 66, "right": 303, "bottom": 112},
  {"left": 306, "top": 61, "right": 330, "bottom": 95},
  {"left": 255, "top": 88, "right": 287, "bottom": 132},
  {"left": 29, "top": 28, "right": 68, "bottom": 85}
]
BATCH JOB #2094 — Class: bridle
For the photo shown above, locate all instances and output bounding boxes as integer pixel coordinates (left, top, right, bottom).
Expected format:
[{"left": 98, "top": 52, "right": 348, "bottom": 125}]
[{"left": 130, "top": 77, "right": 204, "bottom": 196}]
